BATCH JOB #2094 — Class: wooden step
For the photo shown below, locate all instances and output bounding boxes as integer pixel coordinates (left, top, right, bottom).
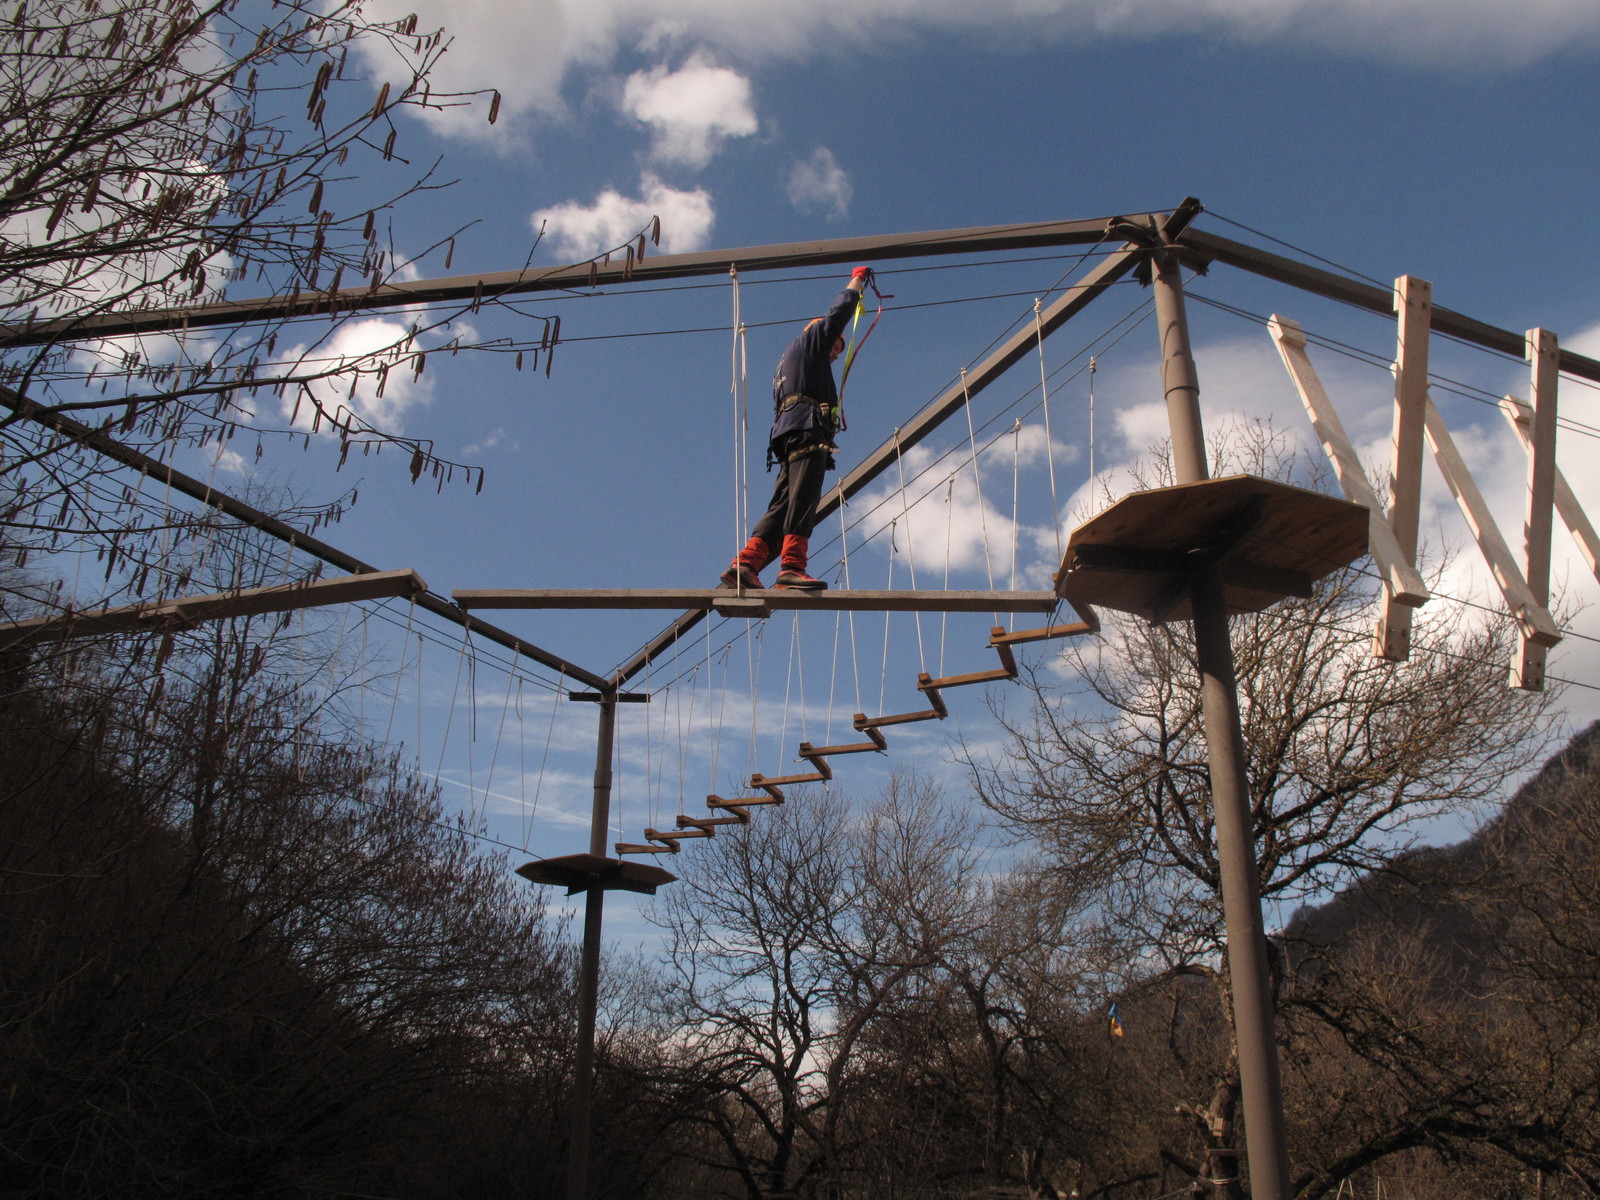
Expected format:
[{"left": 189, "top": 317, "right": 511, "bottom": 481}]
[
  {"left": 750, "top": 769, "right": 828, "bottom": 788},
  {"left": 646, "top": 826, "right": 712, "bottom": 843},
  {"left": 855, "top": 707, "right": 944, "bottom": 731},
  {"left": 990, "top": 617, "right": 1096, "bottom": 646},
  {"left": 678, "top": 813, "right": 746, "bottom": 830},
  {"left": 708, "top": 792, "right": 783, "bottom": 812},
  {"left": 616, "top": 841, "right": 676, "bottom": 856}
]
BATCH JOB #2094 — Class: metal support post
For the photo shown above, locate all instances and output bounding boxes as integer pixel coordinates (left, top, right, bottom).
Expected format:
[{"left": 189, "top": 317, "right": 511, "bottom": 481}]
[
  {"left": 567, "top": 691, "right": 618, "bottom": 1200},
  {"left": 1151, "top": 247, "right": 1291, "bottom": 1200}
]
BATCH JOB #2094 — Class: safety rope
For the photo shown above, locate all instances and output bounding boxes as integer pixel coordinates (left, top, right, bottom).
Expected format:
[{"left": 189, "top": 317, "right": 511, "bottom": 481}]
[
  {"left": 730, "top": 265, "right": 750, "bottom": 563},
  {"left": 837, "top": 273, "right": 892, "bottom": 429},
  {"left": 1034, "top": 298, "right": 1064, "bottom": 558}
]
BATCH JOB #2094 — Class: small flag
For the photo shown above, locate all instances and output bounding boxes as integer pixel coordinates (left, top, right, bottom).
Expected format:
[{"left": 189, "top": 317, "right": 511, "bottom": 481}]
[{"left": 1109, "top": 1002, "right": 1125, "bottom": 1038}]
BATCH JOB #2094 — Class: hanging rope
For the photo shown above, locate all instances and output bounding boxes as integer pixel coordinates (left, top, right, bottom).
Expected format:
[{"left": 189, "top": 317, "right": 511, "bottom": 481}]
[
  {"left": 893, "top": 429, "right": 927, "bottom": 674},
  {"left": 747, "top": 618, "right": 766, "bottom": 779},
  {"left": 382, "top": 596, "right": 417, "bottom": 747},
  {"left": 961, "top": 367, "right": 998, "bottom": 594},
  {"left": 879, "top": 520, "right": 896, "bottom": 715},
  {"left": 839, "top": 502, "right": 863, "bottom": 721},
  {"left": 1010, "top": 418, "right": 1021, "bottom": 631},
  {"left": 940, "top": 474, "right": 954, "bottom": 676},
  {"left": 480, "top": 672, "right": 514, "bottom": 830},
  {"left": 1088, "top": 354, "right": 1098, "bottom": 487},
  {"left": 1034, "top": 298, "right": 1064, "bottom": 558}
]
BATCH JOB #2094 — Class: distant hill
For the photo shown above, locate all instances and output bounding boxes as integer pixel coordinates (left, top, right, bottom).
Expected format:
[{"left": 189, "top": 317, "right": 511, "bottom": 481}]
[{"left": 1282, "top": 720, "right": 1600, "bottom": 986}]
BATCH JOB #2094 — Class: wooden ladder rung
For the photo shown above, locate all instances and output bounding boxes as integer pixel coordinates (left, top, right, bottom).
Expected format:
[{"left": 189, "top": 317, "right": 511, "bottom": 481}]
[
  {"left": 855, "top": 708, "right": 944, "bottom": 731},
  {"left": 616, "top": 841, "right": 675, "bottom": 856}
]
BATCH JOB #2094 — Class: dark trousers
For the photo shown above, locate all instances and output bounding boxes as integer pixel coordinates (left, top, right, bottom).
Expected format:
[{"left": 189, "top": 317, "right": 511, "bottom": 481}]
[{"left": 751, "top": 446, "right": 829, "bottom": 546}]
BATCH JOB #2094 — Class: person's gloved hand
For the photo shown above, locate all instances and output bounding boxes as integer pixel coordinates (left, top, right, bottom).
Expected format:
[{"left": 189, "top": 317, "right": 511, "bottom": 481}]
[{"left": 850, "top": 265, "right": 873, "bottom": 290}]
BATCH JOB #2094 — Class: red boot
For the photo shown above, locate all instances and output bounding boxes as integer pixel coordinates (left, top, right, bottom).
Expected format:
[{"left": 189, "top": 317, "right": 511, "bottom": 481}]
[
  {"left": 720, "top": 537, "right": 772, "bottom": 589},
  {"left": 775, "top": 535, "right": 827, "bottom": 590}
]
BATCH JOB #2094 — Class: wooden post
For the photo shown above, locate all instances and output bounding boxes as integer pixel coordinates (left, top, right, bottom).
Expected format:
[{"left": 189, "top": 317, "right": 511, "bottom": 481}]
[
  {"left": 1382, "top": 275, "right": 1432, "bottom": 661},
  {"left": 1151, "top": 247, "right": 1292, "bottom": 1200},
  {"left": 1513, "top": 329, "right": 1559, "bottom": 690}
]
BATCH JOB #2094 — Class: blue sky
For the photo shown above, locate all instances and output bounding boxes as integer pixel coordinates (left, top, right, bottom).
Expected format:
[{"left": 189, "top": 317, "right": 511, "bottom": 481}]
[{"left": 166, "top": 0, "right": 1600, "bottom": 931}]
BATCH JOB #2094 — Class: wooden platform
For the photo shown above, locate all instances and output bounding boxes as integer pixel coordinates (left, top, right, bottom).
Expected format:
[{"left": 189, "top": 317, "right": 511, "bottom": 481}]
[
  {"left": 1055, "top": 476, "right": 1368, "bottom": 622},
  {"left": 516, "top": 853, "right": 677, "bottom": 895},
  {"left": 453, "top": 588, "right": 1058, "bottom": 618}
]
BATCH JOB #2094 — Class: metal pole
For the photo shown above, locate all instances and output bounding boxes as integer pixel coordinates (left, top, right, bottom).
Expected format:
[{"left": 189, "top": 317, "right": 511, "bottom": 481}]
[
  {"left": 567, "top": 691, "right": 618, "bottom": 1200},
  {"left": 1151, "top": 248, "right": 1292, "bottom": 1200}
]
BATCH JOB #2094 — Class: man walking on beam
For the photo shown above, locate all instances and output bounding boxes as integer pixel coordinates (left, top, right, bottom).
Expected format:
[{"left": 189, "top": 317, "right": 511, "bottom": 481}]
[{"left": 721, "top": 266, "right": 875, "bottom": 592}]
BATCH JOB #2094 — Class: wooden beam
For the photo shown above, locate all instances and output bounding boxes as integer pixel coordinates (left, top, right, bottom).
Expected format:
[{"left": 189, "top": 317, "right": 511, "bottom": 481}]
[
  {"left": 1179, "top": 229, "right": 1600, "bottom": 386},
  {"left": 1422, "top": 394, "right": 1561, "bottom": 649},
  {"left": 0, "top": 569, "right": 425, "bottom": 649},
  {"left": 0, "top": 386, "right": 615, "bottom": 691},
  {"left": 453, "top": 588, "right": 1058, "bottom": 614},
  {"left": 0, "top": 210, "right": 1172, "bottom": 348},
  {"left": 1269, "top": 317, "right": 1430, "bottom": 663}
]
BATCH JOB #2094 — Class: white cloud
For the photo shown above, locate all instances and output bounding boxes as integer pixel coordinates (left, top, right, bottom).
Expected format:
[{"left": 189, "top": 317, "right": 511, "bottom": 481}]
[
  {"left": 279, "top": 316, "right": 432, "bottom": 434},
  {"left": 340, "top": 0, "right": 1600, "bottom": 142},
  {"left": 622, "top": 51, "right": 756, "bottom": 168},
  {"left": 787, "top": 147, "right": 852, "bottom": 220},
  {"left": 532, "top": 173, "right": 715, "bottom": 259}
]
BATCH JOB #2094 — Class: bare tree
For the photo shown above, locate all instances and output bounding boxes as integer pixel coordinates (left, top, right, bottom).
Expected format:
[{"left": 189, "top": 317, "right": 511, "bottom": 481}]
[
  {"left": 650, "top": 777, "right": 985, "bottom": 1200},
  {"left": 0, "top": 0, "right": 658, "bottom": 626}
]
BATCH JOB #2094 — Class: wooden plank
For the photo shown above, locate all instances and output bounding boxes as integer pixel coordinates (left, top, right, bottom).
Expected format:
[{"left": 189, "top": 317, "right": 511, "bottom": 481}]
[
  {"left": 0, "top": 569, "right": 426, "bottom": 649},
  {"left": 1422, "top": 395, "right": 1561, "bottom": 647},
  {"left": 1269, "top": 316, "right": 1430, "bottom": 610},
  {"left": 1500, "top": 395, "right": 1600, "bottom": 580},
  {"left": 453, "top": 588, "right": 1058, "bottom": 613}
]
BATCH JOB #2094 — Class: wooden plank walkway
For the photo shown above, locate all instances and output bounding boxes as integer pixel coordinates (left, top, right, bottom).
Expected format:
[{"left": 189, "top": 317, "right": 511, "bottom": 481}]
[{"left": 453, "top": 588, "right": 1057, "bottom": 615}]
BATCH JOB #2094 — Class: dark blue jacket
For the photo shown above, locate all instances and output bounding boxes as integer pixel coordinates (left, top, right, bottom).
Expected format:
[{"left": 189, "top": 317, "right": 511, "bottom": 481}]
[{"left": 768, "top": 285, "right": 861, "bottom": 457}]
